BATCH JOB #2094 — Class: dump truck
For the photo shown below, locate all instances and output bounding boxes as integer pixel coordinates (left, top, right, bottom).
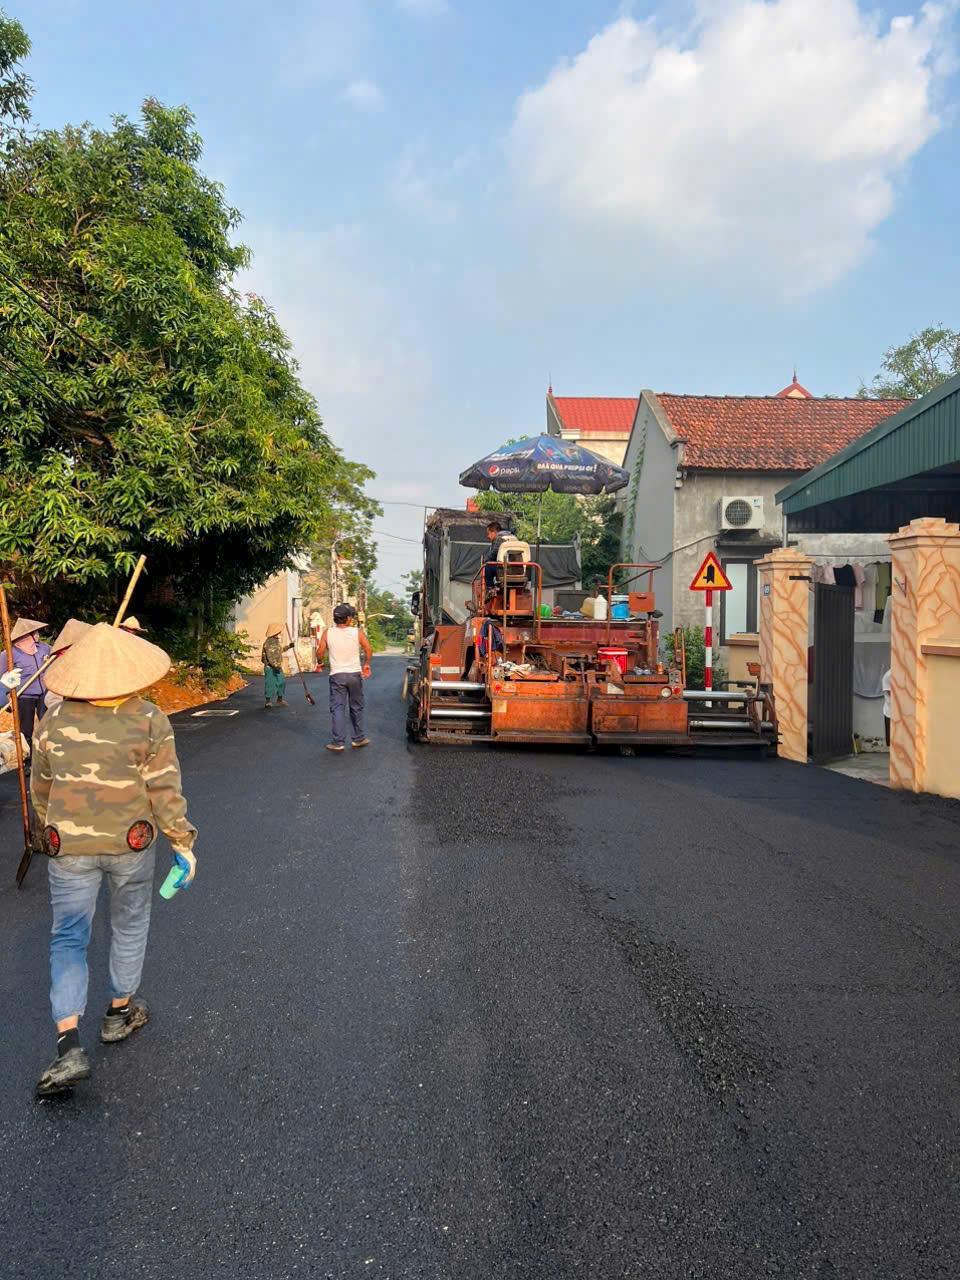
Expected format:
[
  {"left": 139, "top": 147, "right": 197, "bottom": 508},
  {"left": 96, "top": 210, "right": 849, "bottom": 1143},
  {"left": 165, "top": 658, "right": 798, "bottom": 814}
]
[{"left": 404, "top": 508, "right": 777, "bottom": 752}]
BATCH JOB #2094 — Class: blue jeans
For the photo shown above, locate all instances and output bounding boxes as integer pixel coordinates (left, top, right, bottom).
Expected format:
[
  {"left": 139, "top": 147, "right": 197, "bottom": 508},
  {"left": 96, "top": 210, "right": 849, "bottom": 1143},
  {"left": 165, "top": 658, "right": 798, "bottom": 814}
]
[
  {"left": 329, "top": 672, "right": 364, "bottom": 746},
  {"left": 48, "top": 848, "right": 156, "bottom": 1024}
]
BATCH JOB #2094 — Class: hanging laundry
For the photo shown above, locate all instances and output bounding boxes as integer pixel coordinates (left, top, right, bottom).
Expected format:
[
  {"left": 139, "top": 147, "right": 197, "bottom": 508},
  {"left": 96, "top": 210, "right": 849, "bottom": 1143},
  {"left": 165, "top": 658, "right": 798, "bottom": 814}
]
[
  {"left": 853, "top": 564, "right": 866, "bottom": 610},
  {"left": 875, "top": 562, "right": 891, "bottom": 624},
  {"left": 862, "top": 563, "right": 877, "bottom": 614},
  {"left": 834, "top": 564, "right": 857, "bottom": 589}
]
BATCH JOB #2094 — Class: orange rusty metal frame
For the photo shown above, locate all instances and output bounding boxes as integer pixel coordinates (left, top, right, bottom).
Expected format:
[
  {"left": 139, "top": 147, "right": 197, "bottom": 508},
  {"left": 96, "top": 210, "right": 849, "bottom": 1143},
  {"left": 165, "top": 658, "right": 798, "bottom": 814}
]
[
  {"left": 471, "top": 560, "right": 543, "bottom": 641},
  {"left": 604, "top": 563, "right": 660, "bottom": 645}
]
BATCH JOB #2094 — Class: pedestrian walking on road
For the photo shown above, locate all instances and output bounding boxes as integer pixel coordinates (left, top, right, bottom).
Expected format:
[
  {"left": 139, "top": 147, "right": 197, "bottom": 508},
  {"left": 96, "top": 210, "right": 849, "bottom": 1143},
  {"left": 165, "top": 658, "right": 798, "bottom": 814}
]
[
  {"left": 316, "top": 604, "right": 373, "bottom": 751},
  {"left": 30, "top": 623, "right": 197, "bottom": 1098},
  {"left": 261, "top": 622, "right": 293, "bottom": 708},
  {"left": 0, "top": 617, "right": 52, "bottom": 749}
]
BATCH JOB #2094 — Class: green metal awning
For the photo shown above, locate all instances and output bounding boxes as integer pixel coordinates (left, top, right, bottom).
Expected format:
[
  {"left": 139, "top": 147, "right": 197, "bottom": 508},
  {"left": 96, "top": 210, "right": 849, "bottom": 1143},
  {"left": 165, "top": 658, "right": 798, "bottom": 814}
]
[{"left": 777, "top": 371, "right": 960, "bottom": 533}]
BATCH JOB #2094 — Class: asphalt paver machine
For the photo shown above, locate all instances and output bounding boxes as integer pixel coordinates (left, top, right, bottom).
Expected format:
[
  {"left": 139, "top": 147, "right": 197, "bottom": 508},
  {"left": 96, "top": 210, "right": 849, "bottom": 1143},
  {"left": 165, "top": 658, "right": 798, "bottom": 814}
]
[{"left": 405, "top": 512, "right": 777, "bottom": 752}]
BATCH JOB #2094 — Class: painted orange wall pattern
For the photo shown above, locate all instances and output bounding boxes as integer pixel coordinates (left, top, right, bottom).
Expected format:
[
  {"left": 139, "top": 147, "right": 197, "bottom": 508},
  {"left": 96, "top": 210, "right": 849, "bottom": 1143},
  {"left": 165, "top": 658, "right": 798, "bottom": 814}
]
[
  {"left": 888, "top": 519, "right": 960, "bottom": 797},
  {"left": 756, "top": 549, "right": 812, "bottom": 764}
]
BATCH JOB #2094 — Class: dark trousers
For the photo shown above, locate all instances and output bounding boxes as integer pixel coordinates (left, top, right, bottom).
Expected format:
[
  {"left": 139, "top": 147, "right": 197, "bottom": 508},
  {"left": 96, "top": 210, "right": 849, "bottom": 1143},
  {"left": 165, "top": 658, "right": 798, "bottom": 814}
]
[
  {"left": 329, "top": 672, "right": 365, "bottom": 746},
  {"left": 884, "top": 715, "right": 890, "bottom": 747},
  {"left": 18, "top": 696, "right": 42, "bottom": 759}
]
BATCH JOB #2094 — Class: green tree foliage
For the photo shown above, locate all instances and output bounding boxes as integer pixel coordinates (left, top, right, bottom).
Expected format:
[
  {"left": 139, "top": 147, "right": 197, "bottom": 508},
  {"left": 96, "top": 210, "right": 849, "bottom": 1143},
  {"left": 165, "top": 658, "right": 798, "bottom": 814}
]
[
  {"left": 858, "top": 326, "right": 960, "bottom": 400},
  {"left": 0, "top": 11, "right": 30, "bottom": 140},
  {"left": 0, "top": 19, "right": 374, "bottom": 640},
  {"left": 663, "top": 625, "right": 728, "bottom": 691},
  {"left": 365, "top": 581, "right": 413, "bottom": 645},
  {"left": 473, "top": 490, "right": 622, "bottom": 586}
]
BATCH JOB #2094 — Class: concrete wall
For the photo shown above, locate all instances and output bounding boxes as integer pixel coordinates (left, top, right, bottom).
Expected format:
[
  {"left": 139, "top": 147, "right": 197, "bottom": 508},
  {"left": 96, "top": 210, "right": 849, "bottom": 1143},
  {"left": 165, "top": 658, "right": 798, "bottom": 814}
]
[
  {"left": 558, "top": 432, "right": 628, "bottom": 466},
  {"left": 232, "top": 566, "right": 304, "bottom": 672},
  {"left": 925, "top": 653, "right": 960, "bottom": 799},
  {"left": 618, "top": 395, "right": 678, "bottom": 632},
  {"left": 670, "top": 470, "right": 786, "bottom": 636}
]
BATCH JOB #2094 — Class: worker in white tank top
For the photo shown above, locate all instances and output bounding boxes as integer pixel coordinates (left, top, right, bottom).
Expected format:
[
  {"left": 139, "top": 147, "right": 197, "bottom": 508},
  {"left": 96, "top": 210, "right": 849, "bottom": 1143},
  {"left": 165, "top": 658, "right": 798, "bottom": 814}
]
[
  {"left": 316, "top": 604, "right": 373, "bottom": 750},
  {"left": 326, "top": 624, "right": 363, "bottom": 675}
]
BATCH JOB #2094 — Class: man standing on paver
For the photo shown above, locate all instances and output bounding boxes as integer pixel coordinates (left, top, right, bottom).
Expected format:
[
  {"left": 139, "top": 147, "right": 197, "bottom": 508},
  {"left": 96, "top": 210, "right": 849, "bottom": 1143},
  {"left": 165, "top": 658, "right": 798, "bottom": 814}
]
[
  {"left": 30, "top": 623, "right": 197, "bottom": 1098},
  {"left": 316, "top": 603, "right": 372, "bottom": 752}
]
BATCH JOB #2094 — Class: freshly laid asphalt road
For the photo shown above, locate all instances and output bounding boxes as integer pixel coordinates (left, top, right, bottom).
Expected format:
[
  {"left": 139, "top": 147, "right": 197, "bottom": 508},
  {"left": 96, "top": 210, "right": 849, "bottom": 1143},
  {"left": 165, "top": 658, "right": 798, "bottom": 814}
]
[{"left": 1, "top": 656, "right": 958, "bottom": 1279}]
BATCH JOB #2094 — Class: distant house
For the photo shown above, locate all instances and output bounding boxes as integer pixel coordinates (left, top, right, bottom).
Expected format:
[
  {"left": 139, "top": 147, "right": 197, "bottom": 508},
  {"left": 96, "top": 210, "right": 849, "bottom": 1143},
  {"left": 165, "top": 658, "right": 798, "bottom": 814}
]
[
  {"left": 546, "top": 389, "right": 637, "bottom": 466},
  {"left": 618, "top": 379, "right": 910, "bottom": 657},
  {"left": 231, "top": 558, "right": 309, "bottom": 671}
]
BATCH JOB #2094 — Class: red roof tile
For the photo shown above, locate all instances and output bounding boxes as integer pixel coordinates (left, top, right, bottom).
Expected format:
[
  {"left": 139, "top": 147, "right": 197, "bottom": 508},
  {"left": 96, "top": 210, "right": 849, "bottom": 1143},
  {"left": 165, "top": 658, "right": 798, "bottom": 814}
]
[
  {"left": 551, "top": 395, "right": 638, "bottom": 435},
  {"left": 655, "top": 394, "right": 911, "bottom": 471}
]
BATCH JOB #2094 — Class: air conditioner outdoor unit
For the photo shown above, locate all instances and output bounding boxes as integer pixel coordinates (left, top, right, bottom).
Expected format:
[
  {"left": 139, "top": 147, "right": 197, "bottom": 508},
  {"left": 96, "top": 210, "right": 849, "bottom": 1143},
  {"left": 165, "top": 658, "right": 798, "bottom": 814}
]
[{"left": 719, "top": 495, "right": 764, "bottom": 531}]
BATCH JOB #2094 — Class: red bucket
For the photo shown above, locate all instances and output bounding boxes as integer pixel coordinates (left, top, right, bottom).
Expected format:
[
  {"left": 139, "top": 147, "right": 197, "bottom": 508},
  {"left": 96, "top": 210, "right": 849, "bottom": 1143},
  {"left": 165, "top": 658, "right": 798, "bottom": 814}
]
[{"left": 598, "top": 646, "right": 628, "bottom": 675}]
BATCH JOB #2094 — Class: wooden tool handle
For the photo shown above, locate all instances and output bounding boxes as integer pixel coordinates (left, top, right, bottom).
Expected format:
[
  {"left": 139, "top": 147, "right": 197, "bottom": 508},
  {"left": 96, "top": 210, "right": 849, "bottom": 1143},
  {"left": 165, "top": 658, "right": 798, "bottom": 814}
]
[
  {"left": 0, "top": 583, "right": 33, "bottom": 886},
  {"left": 113, "top": 555, "right": 147, "bottom": 627}
]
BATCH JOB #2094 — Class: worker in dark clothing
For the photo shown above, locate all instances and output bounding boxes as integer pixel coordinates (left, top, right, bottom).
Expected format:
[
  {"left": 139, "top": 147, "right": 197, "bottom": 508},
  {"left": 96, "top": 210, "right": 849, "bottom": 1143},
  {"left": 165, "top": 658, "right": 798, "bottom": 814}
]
[{"left": 484, "top": 520, "right": 506, "bottom": 589}]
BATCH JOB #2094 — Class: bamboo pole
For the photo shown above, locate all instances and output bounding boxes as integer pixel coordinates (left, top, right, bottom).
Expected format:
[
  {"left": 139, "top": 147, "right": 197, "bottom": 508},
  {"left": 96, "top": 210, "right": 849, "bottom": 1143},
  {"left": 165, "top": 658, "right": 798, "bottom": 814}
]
[
  {"left": 0, "top": 585, "right": 34, "bottom": 887},
  {"left": 113, "top": 555, "right": 147, "bottom": 627}
]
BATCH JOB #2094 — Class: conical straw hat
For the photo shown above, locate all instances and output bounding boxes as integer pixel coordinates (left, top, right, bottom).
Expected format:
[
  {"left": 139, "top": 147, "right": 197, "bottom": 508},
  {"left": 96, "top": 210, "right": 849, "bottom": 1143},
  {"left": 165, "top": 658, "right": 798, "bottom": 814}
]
[
  {"left": 266, "top": 622, "right": 283, "bottom": 637},
  {"left": 51, "top": 618, "right": 93, "bottom": 652},
  {"left": 11, "top": 617, "right": 46, "bottom": 643},
  {"left": 120, "top": 616, "right": 147, "bottom": 633},
  {"left": 46, "top": 623, "right": 171, "bottom": 700}
]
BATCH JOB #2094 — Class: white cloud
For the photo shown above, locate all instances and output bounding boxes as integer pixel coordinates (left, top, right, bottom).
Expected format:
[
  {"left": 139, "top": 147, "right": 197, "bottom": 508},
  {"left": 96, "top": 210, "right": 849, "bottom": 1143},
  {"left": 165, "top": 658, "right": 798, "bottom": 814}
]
[
  {"left": 238, "top": 224, "right": 430, "bottom": 440},
  {"left": 397, "top": 0, "right": 449, "bottom": 16},
  {"left": 388, "top": 144, "right": 460, "bottom": 223},
  {"left": 342, "top": 78, "right": 385, "bottom": 110},
  {"left": 509, "top": 1, "right": 951, "bottom": 293}
]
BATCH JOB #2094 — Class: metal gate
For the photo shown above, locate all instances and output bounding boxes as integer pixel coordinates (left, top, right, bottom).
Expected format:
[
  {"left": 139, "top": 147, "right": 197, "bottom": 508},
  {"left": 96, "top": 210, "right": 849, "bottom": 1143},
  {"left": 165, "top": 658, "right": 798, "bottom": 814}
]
[{"left": 811, "top": 584, "right": 855, "bottom": 763}]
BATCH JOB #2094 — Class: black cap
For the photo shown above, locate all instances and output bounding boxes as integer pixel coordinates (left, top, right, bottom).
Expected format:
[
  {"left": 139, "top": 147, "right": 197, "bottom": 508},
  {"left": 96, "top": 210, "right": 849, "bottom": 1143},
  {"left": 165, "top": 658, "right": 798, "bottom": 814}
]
[{"left": 333, "top": 603, "right": 357, "bottom": 623}]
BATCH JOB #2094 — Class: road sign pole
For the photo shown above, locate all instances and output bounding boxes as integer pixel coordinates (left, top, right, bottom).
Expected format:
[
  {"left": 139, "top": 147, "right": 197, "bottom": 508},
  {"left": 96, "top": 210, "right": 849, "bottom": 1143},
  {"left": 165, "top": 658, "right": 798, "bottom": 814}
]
[{"left": 704, "top": 589, "right": 713, "bottom": 692}]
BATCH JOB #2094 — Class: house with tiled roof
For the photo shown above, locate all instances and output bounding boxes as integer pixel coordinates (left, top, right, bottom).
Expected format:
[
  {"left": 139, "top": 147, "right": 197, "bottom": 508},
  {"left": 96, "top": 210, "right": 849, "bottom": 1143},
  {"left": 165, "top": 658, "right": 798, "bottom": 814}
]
[
  {"left": 546, "top": 389, "right": 637, "bottom": 465},
  {"left": 618, "top": 381, "right": 911, "bottom": 661}
]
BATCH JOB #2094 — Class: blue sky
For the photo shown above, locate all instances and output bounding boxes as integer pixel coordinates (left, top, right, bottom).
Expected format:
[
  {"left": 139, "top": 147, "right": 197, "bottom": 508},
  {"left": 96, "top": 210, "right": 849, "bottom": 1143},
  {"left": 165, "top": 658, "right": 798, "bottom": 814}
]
[{"left": 13, "top": 0, "right": 960, "bottom": 588}]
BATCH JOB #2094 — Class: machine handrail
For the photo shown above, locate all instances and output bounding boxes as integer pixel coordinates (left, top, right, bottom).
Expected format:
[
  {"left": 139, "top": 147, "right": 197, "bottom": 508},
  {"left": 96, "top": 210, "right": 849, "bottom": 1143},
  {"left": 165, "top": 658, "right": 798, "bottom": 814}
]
[
  {"left": 471, "top": 559, "right": 543, "bottom": 641},
  {"left": 605, "top": 563, "right": 661, "bottom": 645}
]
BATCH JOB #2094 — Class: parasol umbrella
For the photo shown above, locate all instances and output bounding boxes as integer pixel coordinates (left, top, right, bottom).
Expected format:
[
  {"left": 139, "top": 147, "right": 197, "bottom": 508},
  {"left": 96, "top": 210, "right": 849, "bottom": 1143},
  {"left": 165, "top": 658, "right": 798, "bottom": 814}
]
[{"left": 459, "top": 434, "right": 630, "bottom": 550}]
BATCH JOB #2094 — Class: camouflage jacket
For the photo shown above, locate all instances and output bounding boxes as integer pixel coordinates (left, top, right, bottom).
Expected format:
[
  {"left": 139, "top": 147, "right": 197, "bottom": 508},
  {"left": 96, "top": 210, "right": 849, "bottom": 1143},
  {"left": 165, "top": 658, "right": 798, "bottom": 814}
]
[
  {"left": 30, "top": 697, "right": 197, "bottom": 858},
  {"left": 261, "top": 636, "right": 290, "bottom": 670}
]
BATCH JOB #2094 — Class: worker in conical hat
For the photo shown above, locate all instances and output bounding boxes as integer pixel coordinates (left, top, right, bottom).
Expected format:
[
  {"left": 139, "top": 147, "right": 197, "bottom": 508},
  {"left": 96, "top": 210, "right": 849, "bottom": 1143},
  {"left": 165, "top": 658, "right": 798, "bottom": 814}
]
[
  {"left": 42, "top": 619, "right": 94, "bottom": 714},
  {"left": 119, "top": 616, "right": 147, "bottom": 635},
  {"left": 31, "top": 623, "right": 197, "bottom": 1098},
  {"left": 261, "top": 622, "right": 293, "bottom": 709},
  {"left": 0, "top": 617, "right": 52, "bottom": 749}
]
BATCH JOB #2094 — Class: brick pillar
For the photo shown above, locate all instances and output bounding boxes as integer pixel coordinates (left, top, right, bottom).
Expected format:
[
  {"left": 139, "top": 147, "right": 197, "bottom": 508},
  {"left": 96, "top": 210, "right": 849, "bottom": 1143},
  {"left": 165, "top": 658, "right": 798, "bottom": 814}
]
[
  {"left": 887, "top": 518, "right": 960, "bottom": 794},
  {"left": 756, "top": 549, "right": 812, "bottom": 763}
]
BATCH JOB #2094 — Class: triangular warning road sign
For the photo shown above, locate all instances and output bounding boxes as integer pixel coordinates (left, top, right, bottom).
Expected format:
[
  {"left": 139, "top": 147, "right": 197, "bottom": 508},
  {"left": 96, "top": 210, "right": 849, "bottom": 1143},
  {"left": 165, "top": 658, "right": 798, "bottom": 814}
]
[{"left": 689, "top": 551, "right": 732, "bottom": 591}]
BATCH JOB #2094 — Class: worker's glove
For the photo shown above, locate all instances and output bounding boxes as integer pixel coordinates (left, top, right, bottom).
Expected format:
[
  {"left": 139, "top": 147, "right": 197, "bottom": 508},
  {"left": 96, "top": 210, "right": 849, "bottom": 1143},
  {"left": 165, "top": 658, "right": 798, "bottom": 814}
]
[
  {"left": 1, "top": 668, "right": 22, "bottom": 691},
  {"left": 172, "top": 848, "right": 197, "bottom": 889}
]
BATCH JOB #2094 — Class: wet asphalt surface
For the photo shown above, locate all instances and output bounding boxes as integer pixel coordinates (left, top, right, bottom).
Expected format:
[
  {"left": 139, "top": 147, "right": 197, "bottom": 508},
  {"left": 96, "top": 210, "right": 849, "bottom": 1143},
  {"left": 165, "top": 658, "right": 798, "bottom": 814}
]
[{"left": 0, "top": 655, "right": 958, "bottom": 1279}]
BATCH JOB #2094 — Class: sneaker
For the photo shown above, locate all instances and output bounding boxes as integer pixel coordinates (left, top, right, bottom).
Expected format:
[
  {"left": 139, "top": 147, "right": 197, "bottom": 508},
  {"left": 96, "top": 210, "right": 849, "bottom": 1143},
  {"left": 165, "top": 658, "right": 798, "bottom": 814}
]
[
  {"left": 351, "top": 738, "right": 370, "bottom": 748},
  {"left": 101, "top": 996, "right": 149, "bottom": 1044},
  {"left": 264, "top": 701, "right": 273, "bottom": 709},
  {"left": 325, "top": 743, "right": 345, "bottom": 752},
  {"left": 36, "top": 1046, "right": 90, "bottom": 1098},
  {"left": 276, "top": 698, "right": 289, "bottom": 707}
]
